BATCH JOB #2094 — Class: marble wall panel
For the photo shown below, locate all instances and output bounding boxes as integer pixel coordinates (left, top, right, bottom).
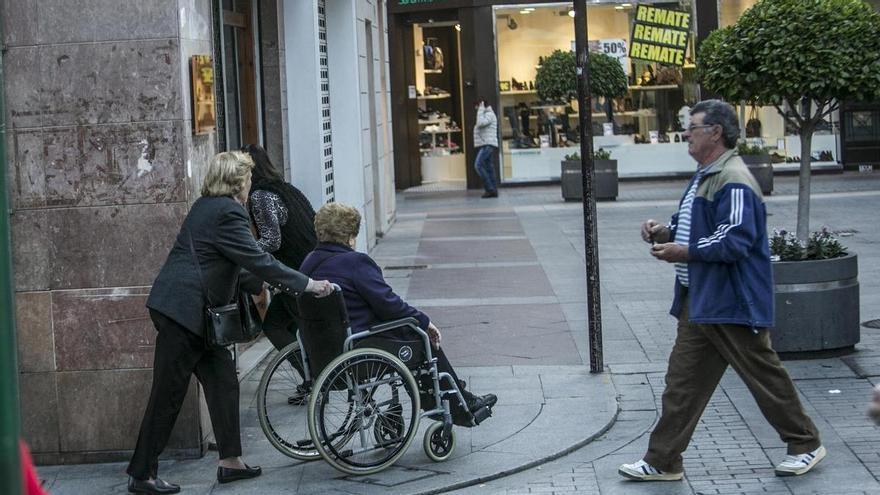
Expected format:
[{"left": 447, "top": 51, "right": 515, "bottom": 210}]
[
  {"left": 8, "top": 129, "right": 45, "bottom": 208},
  {"left": 56, "top": 369, "right": 201, "bottom": 452},
  {"left": 11, "top": 202, "right": 186, "bottom": 291},
  {"left": 10, "top": 209, "right": 52, "bottom": 292},
  {"left": 178, "top": 0, "right": 214, "bottom": 42},
  {"left": 3, "top": 47, "right": 43, "bottom": 130},
  {"left": 181, "top": 123, "right": 216, "bottom": 203},
  {"left": 10, "top": 122, "right": 186, "bottom": 209},
  {"left": 49, "top": 202, "right": 187, "bottom": 289},
  {"left": 36, "top": 0, "right": 177, "bottom": 45},
  {"left": 15, "top": 292, "right": 56, "bottom": 373},
  {"left": 1, "top": 0, "right": 38, "bottom": 47},
  {"left": 52, "top": 287, "right": 154, "bottom": 372},
  {"left": 40, "top": 40, "right": 181, "bottom": 127},
  {"left": 19, "top": 372, "right": 60, "bottom": 453}
]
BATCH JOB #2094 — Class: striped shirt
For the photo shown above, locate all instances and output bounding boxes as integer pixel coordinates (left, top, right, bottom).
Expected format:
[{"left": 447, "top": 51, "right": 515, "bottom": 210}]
[{"left": 674, "top": 152, "right": 727, "bottom": 286}]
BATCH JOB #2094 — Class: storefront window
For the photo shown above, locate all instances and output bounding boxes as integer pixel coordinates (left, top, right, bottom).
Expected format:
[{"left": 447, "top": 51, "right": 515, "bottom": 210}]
[
  {"left": 494, "top": 1, "right": 698, "bottom": 183},
  {"left": 720, "top": 0, "right": 840, "bottom": 166},
  {"left": 413, "top": 22, "right": 467, "bottom": 185}
]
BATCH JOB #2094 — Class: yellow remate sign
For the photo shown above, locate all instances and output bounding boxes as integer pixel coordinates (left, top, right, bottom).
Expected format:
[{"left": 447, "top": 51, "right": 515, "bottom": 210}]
[{"left": 628, "top": 5, "right": 691, "bottom": 66}]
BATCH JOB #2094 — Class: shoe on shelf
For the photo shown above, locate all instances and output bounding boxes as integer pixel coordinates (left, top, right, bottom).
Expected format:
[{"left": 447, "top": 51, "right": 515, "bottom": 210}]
[
  {"left": 481, "top": 190, "right": 498, "bottom": 198},
  {"left": 287, "top": 384, "right": 309, "bottom": 405},
  {"left": 217, "top": 464, "right": 262, "bottom": 484},
  {"left": 127, "top": 476, "right": 180, "bottom": 494},
  {"left": 774, "top": 445, "right": 826, "bottom": 476},
  {"left": 618, "top": 460, "right": 683, "bottom": 481}
]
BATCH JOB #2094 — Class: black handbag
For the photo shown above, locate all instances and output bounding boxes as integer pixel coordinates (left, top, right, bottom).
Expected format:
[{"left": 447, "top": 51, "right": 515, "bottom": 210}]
[
  {"left": 746, "top": 106, "right": 762, "bottom": 138},
  {"left": 188, "top": 232, "right": 262, "bottom": 347}
]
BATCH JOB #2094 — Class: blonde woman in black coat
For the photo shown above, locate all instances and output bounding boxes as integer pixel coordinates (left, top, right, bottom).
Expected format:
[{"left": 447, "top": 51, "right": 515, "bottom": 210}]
[{"left": 126, "top": 151, "right": 333, "bottom": 494}]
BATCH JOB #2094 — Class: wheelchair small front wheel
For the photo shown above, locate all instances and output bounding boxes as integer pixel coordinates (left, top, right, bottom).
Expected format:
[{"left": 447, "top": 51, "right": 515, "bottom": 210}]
[{"left": 423, "top": 422, "right": 456, "bottom": 462}]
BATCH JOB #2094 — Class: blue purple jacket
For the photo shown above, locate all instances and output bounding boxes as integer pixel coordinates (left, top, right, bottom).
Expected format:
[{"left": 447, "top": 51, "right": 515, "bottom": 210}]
[
  {"left": 669, "top": 151, "right": 774, "bottom": 329},
  {"left": 299, "top": 242, "right": 431, "bottom": 333}
]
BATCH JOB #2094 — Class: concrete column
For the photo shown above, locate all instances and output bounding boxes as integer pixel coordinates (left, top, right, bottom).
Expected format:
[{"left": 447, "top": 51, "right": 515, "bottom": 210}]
[
  {"left": 326, "top": 0, "right": 369, "bottom": 248},
  {"left": 3, "top": 0, "right": 216, "bottom": 463},
  {"left": 282, "top": 0, "right": 324, "bottom": 207}
]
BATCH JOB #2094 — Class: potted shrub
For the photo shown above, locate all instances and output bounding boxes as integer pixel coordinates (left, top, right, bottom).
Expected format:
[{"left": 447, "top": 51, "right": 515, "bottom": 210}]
[
  {"left": 561, "top": 148, "right": 617, "bottom": 201},
  {"left": 769, "top": 228, "right": 859, "bottom": 355},
  {"left": 535, "top": 49, "right": 628, "bottom": 123},
  {"left": 698, "top": 0, "right": 880, "bottom": 355},
  {"left": 737, "top": 142, "right": 773, "bottom": 195}
]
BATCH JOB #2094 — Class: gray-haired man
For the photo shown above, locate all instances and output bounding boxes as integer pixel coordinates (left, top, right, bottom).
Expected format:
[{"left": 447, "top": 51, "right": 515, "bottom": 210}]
[{"left": 619, "top": 100, "right": 824, "bottom": 481}]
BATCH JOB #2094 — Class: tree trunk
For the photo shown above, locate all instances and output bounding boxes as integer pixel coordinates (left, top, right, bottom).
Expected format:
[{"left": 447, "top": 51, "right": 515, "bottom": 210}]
[
  {"left": 797, "top": 126, "right": 813, "bottom": 241},
  {"left": 605, "top": 98, "right": 614, "bottom": 123}
]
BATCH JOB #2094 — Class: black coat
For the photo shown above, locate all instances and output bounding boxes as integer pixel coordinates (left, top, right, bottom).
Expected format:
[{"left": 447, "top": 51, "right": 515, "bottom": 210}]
[{"left": 147, "top": 196, "right": 310, "bottom": 337}]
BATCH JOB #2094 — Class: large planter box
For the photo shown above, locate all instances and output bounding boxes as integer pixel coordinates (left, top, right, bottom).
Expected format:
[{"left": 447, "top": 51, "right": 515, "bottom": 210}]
[
  {"left": 771, "top": 253, "right": 860, "bottom": 355},
  {"left": 740, "top": 154, "right": 774, "bottom": 195},
  {"left": 561, "top": 159, "right": 618, "bottom": 201}
]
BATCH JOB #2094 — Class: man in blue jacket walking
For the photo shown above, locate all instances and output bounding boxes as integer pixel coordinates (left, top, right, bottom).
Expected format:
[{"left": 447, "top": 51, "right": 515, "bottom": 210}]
[{"left": 618, "top": 100, "right": 824, "bottom": 481}]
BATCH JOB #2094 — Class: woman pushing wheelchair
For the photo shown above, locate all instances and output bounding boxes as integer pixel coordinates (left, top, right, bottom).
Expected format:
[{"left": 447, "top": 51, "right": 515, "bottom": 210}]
[{"left": 300, "top": 202, "right": 497, "bottom": 426}]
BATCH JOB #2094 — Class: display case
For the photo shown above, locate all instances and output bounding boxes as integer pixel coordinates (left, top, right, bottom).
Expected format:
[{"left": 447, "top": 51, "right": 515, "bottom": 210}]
[{"left": 414, "top": 24, "right": 466, "bottom": 183}]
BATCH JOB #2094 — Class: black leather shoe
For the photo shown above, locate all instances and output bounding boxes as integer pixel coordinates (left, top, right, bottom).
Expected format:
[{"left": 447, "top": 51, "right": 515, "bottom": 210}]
[
  {"left": 467, "top": 393, "right": 498, "bottom": 412},
  {"left": 481, "top": 191, "right": 498, "bottom": 198},
  {"left": 128, "top": 476, "right": 180, "bottom": 494},
  {"left": 217, "top": 464, "right": 262, "bottom": 484}
]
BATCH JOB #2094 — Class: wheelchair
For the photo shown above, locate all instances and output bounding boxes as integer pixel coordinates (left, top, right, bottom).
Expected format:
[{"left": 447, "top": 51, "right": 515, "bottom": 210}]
[{"left": 257, "top": 287, "right": 491, "bottom": 475}]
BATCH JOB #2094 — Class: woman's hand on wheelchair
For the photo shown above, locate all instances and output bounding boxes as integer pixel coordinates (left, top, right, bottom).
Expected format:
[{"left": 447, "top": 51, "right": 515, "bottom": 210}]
[
  {"left": 305, "top": 279, "right": 334, "bottom": 298},
  {"left": 427, "top": 322, "right": 442, "bottom": 349}
]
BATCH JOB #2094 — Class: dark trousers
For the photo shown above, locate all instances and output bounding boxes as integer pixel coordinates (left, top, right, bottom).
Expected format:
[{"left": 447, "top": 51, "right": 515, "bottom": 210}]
[
  {"left": 644, "top": 298, "right": 821, "bottom": 473},
  {"left": 261, "top": 294, "right": 306, "bottom": 378},
  {"left": 474, "top": 145, "right": 498, "bottom": 193},
  {"left": 261, "top": 294, "right": 298, "bottom": 352},
  {"left": 127, "top": 310, "right": 242, "bottom": 480}
]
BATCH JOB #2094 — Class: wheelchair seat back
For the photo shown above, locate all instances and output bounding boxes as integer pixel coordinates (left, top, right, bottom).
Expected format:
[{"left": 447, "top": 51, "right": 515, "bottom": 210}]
[
  {"left": 296, "top": 289, "right": 350, "bottom": 378},
  {"left": 354, "top": 335, "right": 426, "bottom": 371}
]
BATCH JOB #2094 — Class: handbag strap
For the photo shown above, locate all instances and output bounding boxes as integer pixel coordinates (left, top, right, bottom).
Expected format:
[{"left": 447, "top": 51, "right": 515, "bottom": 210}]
[{"left": 187, "top": 230, "right": 240, "bottom": 307}]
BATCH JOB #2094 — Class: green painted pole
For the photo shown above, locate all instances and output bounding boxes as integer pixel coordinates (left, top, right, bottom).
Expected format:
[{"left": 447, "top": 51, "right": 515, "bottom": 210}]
[{"left": 0, "top": 16, "right": 24, "bottom": 495}]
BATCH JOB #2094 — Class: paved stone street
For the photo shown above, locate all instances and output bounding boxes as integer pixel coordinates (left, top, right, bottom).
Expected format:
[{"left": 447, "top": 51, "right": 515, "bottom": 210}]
[{"left": 38, "top": 171, "right": 880, "bottom": 494}]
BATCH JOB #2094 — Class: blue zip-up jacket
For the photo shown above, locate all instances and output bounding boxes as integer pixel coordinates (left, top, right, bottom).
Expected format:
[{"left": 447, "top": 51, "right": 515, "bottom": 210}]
[{"left": 668, "top": 151, "right": 774, "bottom": 329}]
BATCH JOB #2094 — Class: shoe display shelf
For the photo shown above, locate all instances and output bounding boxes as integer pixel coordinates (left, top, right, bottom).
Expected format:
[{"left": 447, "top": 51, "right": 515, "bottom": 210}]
[{"left": 419, "top": 116, "right": 464, "bottom": 182}]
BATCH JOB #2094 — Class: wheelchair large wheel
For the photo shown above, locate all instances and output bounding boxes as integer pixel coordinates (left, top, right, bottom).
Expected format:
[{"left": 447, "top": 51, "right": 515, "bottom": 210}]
[
  {"left": 308, "top": 348, "right": 420, "bottom": 475},
  {"left": 423, "top": 422, "right": 456, "bottom": 462},
  {"left": 257, "top": 342, "right": 323, "bottom": 461}
]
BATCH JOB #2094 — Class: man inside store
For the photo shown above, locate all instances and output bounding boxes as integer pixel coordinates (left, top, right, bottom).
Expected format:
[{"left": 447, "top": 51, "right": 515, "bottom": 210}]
[
  {"left": 618, "top": 99, "right": 825, "bottom": 481},
  {"left": 473, "top": 99, "right": 499, "bottom": 198}
]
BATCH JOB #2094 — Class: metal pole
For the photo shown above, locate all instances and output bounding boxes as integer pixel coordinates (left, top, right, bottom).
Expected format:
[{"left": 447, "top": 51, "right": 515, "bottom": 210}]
[
  {"left": 574, "top": 0, "right": 603, "bottom": 373},
  {"left": 0, "top": 15, "right": 24, "bottom": 494}
]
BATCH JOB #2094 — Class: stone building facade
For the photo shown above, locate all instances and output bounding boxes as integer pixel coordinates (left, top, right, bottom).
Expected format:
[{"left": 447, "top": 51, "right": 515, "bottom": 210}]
[{"left": 3, "top": 0, "right": 395, "bottom": 464}]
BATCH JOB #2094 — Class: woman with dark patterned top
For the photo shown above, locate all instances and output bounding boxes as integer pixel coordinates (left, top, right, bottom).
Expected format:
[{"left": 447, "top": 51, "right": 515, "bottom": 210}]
[{"left": 242, "top": 145, "right": 317, "bottom": 398}]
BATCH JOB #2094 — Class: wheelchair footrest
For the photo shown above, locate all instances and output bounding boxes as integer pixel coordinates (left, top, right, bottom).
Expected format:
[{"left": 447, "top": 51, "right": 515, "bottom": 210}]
[{"left": 471, "top": 405, "right": 492, "bottom": 425}]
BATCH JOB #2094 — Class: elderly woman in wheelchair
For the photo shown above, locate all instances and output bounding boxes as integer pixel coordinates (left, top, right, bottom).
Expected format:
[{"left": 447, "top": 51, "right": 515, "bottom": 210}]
[{"left": 256, "top": 202, "right": 496, "bottom": 475}]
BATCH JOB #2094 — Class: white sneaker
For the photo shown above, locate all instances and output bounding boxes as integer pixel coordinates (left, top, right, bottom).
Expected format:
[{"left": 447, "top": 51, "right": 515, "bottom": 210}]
[
  {"left": 618, "top": 459, "right": 683, "bottom": 481},
  {"left": 774, "top": 445, "right": 826, "bottom": 476}
]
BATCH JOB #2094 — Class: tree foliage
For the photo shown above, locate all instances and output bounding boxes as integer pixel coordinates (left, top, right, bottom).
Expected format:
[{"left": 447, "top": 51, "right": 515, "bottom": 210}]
[
  {"left": 535, "top": 50, "right": 628, "bottom": 103},
  {"left": 697, "top": 0, "right": 880, "bottom": 240},
  {"left": 698, "top": 0, "right": 880, "bottom": 112}
]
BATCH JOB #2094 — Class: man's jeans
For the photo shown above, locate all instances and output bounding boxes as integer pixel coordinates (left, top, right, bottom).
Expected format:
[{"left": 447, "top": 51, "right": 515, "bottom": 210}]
[{"left": 474, "top": 145, "right": 497, "bottom": 192}]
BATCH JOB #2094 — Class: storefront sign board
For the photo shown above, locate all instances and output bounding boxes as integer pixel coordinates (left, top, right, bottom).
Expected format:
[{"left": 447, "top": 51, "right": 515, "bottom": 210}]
[
  {"left": 628, "top": 5, "right": 691, "bottom": 66},
  {"left": 191, "top": 55, "right": 216, "bottom": 135}
]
